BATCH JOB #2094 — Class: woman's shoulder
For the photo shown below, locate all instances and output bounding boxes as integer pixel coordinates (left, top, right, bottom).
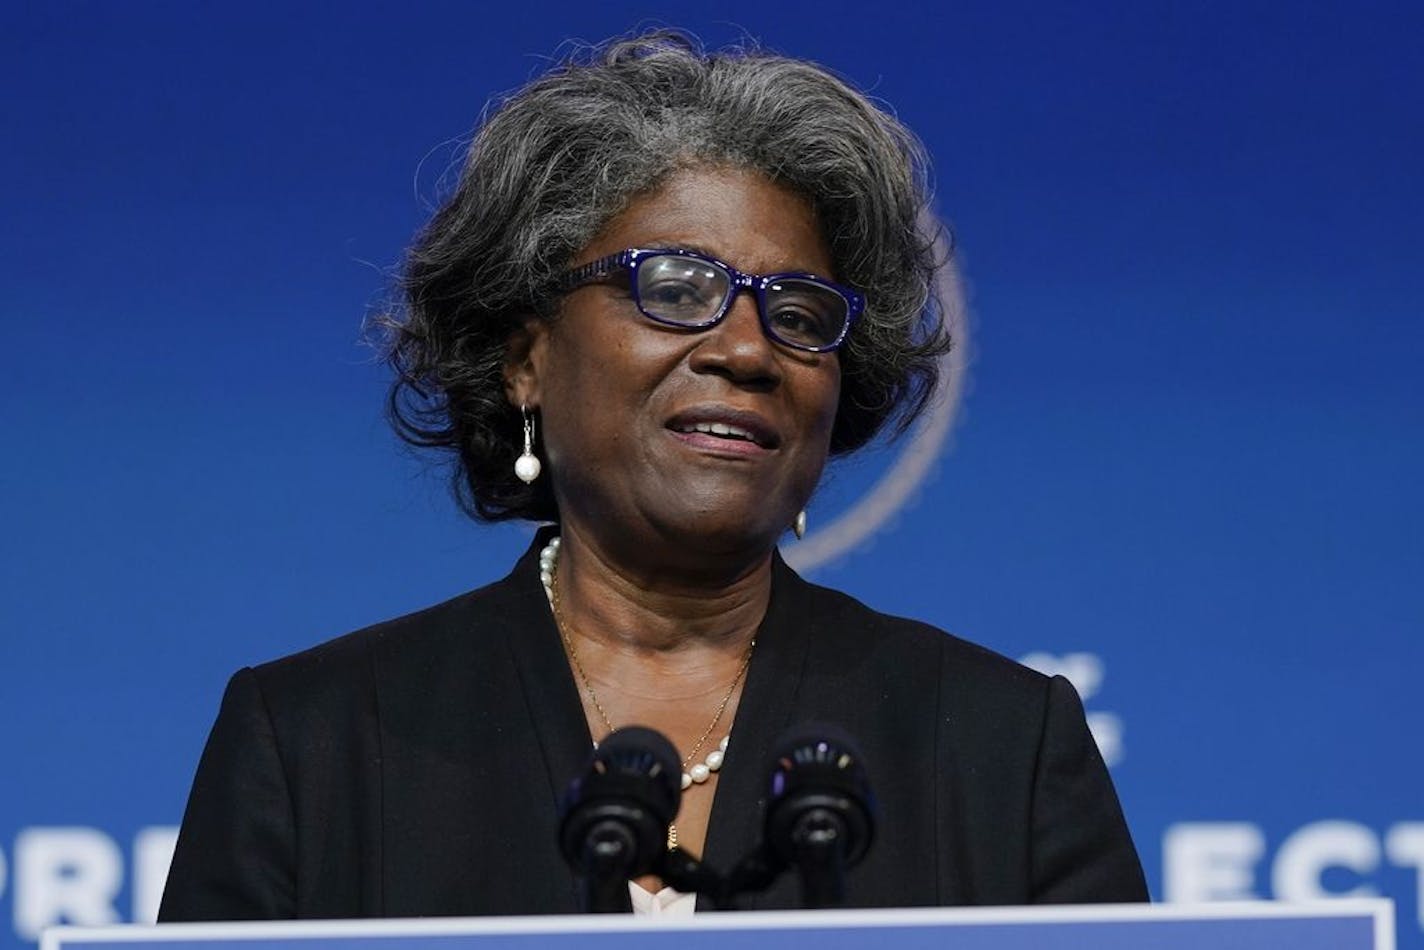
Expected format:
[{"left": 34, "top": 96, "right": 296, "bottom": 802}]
[
  {"left": 245, "top": 566, "right": 538, "bottom": 705},
  {"left": 794, "top": 570, "right": 1050, "bottom": 700}
]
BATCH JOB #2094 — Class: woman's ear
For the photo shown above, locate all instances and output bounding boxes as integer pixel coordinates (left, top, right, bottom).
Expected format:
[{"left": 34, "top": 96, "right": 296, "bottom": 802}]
[{"left": 503, "top": 318, "right": 548, "bottom": 408}]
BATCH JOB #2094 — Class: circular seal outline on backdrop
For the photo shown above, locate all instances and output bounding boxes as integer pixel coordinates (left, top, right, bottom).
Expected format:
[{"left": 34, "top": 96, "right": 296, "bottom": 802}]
[{"left": 784, "top": 219, "right": 969, "bottom": 573}]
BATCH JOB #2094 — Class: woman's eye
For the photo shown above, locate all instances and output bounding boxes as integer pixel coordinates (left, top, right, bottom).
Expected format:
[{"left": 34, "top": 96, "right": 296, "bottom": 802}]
[
  {"left": 643, "top": 279, "right": 711, "bottom": 311},
  {"left": 770, "top": 305, "right": 830, "bottom": 336}
]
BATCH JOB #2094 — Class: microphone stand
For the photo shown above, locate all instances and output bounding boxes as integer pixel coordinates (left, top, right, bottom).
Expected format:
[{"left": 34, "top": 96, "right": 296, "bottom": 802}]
[
  {"left": 576, "top": 817, "right": 638, "bottom": 913},
  {"left": 558, "top": 727, "right": 684, "bottom": 914},
  {"left": 558, "top": 724, "right": 875, "bottom": 913},
  {"left": 762, "top": 726, "right": 875, "bottom": 910},
  {"left": 657, "top": 847, "right": 729, "bottom": 908},
  {"left": 785, "top": 805, "right": 850, "bottom": 908}
]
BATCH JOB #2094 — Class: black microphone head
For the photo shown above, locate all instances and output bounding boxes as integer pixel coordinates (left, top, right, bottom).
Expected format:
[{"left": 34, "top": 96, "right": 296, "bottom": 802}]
[
  {"left": 558, "top": 725, "right": 682, "bottom": 877},
  {"left": 764, "top": 723, "right": 876, "bottom": 867},
  {"left": 595, "top": 725, "right": 682, "bottom": 779}
]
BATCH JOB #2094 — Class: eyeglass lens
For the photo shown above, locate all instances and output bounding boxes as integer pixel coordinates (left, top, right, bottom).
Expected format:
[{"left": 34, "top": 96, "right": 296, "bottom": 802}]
[{"left": 635, "top": 254, "right": 848, "bottom": 350}]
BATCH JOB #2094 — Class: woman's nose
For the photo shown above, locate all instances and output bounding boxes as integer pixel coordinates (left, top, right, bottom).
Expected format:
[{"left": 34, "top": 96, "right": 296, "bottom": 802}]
[{"left": 688, "top": 290, "right": 782, "bottom": 388}]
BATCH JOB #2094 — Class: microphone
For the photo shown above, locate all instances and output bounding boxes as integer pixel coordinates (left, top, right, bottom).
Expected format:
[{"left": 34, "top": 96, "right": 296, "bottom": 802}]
[
  {"left": 763, "top": 724, "right": 876, "bottom": 908},
  {"left": 558, "top": 726, "right": 682, "bottom": 913}
]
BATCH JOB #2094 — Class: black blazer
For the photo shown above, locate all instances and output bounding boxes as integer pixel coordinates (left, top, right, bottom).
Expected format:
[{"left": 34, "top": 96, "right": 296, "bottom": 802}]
[{"left": 160, "top": 533, "right": 1147, "bottom": 921}]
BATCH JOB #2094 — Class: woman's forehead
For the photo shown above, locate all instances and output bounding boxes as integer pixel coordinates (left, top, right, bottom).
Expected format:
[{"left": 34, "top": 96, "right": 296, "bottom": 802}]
[{"left": 579, "top": 166, "right": 834, "bottom": 278}]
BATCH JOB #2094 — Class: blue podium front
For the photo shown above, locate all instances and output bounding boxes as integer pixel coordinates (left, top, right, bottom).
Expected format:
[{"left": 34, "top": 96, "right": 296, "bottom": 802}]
[{"left": 43, "top": 901, "right": 1396, "bottom": 950}]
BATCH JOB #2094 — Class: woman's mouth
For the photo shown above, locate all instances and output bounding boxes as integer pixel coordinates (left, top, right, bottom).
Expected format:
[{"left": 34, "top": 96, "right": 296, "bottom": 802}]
[
  {"left": 674, "top": 421, "right": 760, "bottom": 443},
  {"left": 665, "top": 408, "right": 781, "bottom": 456}
]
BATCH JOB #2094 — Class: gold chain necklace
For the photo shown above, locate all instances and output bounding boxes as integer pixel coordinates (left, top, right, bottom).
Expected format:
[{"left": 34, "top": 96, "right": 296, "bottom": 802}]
[{"left": 540, "top": 536, "right": 755, "bottom": 850}]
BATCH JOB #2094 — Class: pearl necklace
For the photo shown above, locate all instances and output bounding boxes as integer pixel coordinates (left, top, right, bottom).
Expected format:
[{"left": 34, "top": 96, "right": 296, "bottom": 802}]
[{"left": 539, "top": 536, "right": 753, "bottom": 794}]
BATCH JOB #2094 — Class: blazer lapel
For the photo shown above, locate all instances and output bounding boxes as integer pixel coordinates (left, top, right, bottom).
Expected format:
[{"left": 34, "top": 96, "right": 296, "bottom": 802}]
[
  {"left": 700, "top": 551, "right": 813, "bottom": 909},
  {"left": 498, "top": 529, "right": 594, "bottom": 903}
]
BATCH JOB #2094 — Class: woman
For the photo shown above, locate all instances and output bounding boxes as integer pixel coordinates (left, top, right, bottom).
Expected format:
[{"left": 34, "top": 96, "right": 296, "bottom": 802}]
[{"left": 160, "top": 31, "right": 1146, "bottom": 920}]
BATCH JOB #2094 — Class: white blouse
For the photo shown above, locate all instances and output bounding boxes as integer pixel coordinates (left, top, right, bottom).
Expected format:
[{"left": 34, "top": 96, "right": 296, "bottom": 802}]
[{"left": 628, "top": 882, "right": 697, "bottom": 916}]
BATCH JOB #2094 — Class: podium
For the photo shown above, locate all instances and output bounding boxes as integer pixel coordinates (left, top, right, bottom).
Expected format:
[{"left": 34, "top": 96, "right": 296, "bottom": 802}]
[{"left": 42, "top": 900, "right": 1395, "bottom": 950}]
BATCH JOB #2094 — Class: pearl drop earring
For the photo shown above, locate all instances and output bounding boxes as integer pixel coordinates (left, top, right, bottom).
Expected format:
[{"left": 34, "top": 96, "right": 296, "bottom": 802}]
[
  {"left": 793, "top": 510, "right": 807, "bottom": 540},
  {"left": 514, "top": 405, "right": 542, "bottom": 484}
]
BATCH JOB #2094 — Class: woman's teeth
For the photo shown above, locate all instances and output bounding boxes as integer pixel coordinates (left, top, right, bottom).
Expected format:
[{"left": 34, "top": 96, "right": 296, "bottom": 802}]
[{"left": 680, "top": 422, "right": 755, "bottom": 442}]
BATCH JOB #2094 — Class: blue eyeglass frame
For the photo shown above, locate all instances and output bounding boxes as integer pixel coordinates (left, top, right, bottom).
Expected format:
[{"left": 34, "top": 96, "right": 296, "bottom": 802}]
[{"left": 555, "top": 247, "right": 865, "bottom": 353}]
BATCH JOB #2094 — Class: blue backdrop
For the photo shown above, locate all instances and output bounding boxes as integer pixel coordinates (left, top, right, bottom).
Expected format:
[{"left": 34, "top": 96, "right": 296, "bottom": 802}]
[{"left": 2, "top": 2, "right": 1420, "bottom": 949}]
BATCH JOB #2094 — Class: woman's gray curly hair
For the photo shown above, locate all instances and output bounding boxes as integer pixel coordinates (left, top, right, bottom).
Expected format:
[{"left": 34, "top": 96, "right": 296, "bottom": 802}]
[{"left": 380, "top": 29, "right": 951, "bottom": 523}]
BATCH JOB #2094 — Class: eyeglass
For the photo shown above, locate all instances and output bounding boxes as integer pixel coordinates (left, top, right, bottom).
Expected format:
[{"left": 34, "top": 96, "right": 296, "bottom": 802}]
[{"left": 555, "top": 247, "right": 864, "bottom": 353}]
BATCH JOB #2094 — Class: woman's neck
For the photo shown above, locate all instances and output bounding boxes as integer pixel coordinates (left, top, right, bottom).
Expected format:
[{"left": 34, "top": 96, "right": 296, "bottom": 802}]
[{"left": 549, "top": 521, "right": 771, "bottom": 656}]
